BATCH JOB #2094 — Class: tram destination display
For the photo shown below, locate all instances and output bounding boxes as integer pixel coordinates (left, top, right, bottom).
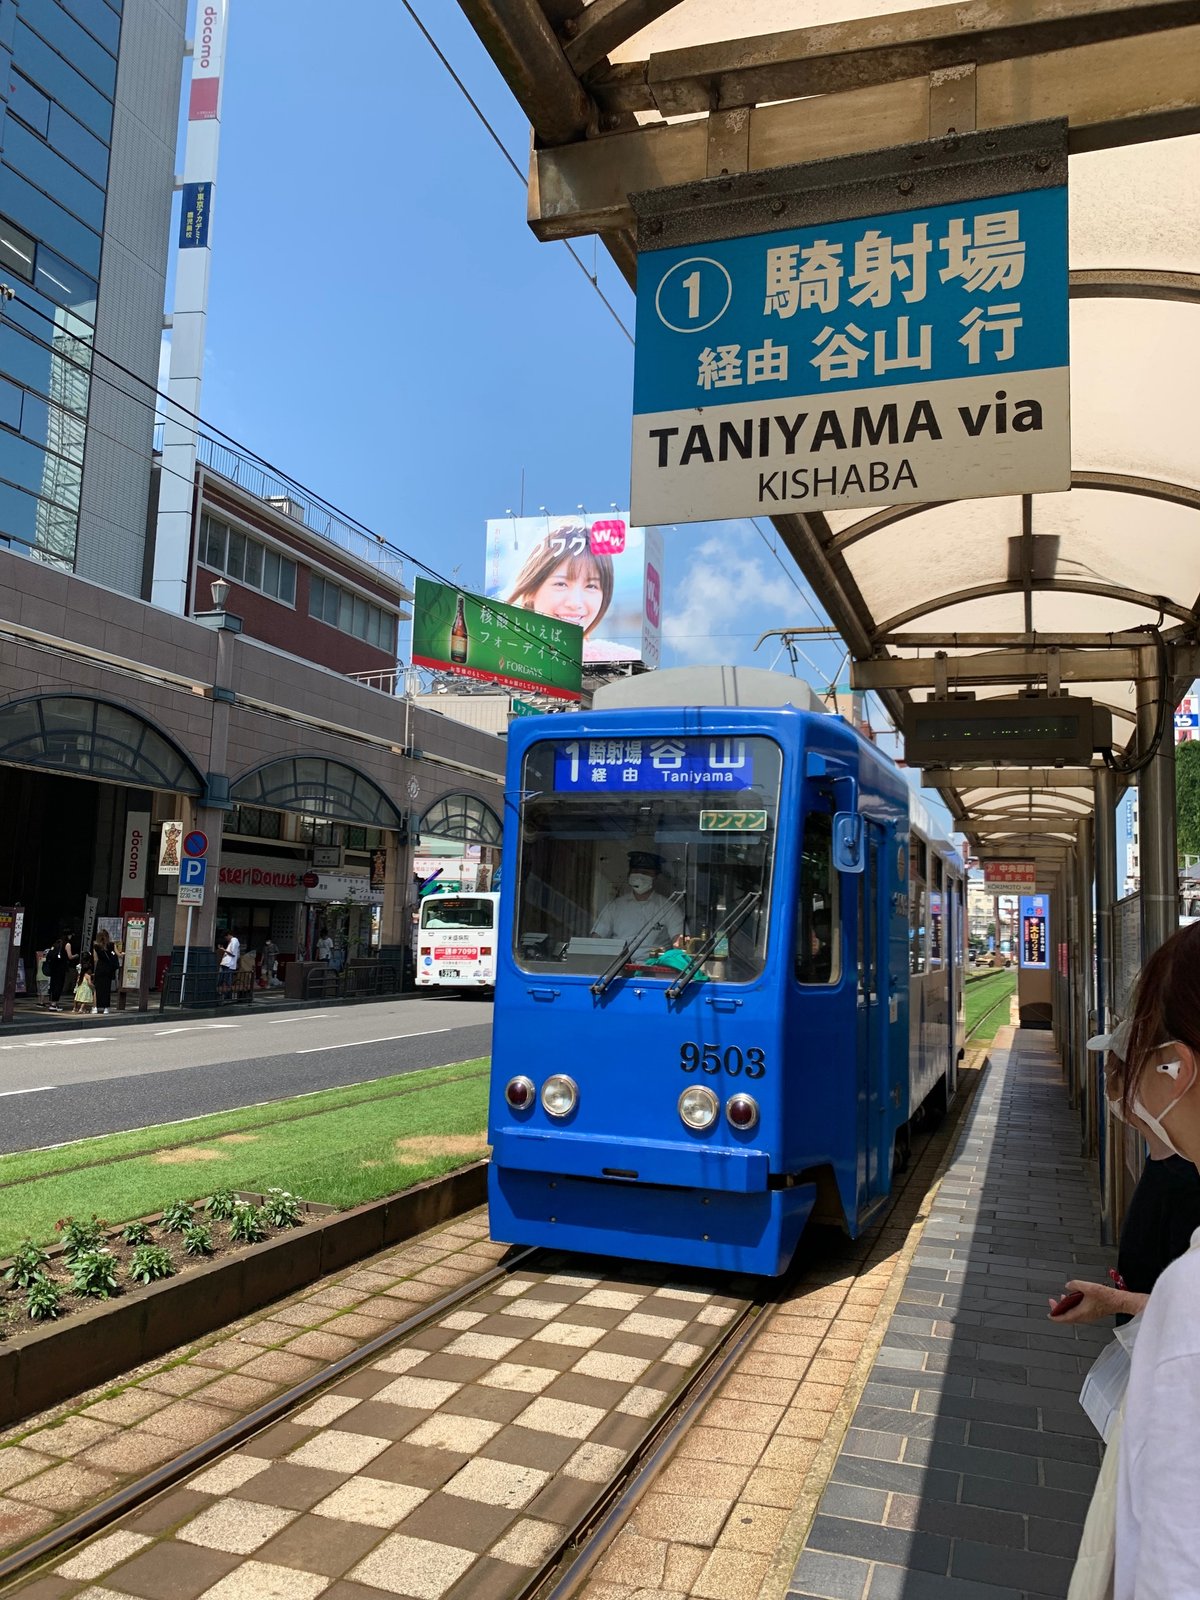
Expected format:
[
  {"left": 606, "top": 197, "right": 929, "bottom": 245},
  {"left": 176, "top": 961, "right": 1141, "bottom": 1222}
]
[{"left": 552, "top": 736, "right": 756, "bottom": 792}]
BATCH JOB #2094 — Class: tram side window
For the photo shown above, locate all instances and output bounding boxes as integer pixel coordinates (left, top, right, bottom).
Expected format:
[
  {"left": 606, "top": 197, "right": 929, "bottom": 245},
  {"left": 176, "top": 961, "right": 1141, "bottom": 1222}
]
[
  {"left": 929, "top": 856, "right": 944, "bottom": 969},
  {"left": 910, "top": 838, "right": 928, "bottom": 975},
  {"left": 796, "top": 812, "right": 840, "bottom": 985}
]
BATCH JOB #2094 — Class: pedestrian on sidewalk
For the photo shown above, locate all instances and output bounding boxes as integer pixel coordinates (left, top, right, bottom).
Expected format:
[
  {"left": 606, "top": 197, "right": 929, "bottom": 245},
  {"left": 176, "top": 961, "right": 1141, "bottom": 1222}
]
[
  {"left": 1050, "top": 1017, "right": 1200, "bottom": 1326},
  {"left": 216, "top": 929, "right": 240, "bottom": 1003},
  {"left": 1084, "top": 922, "right": 1200, "bottom": 1598},
  {"left": 91, "top": 928, "right": 119, "bottom": 1014},
  {"left": 43, "top": 933, "right": 73, "bottom": 1012},
  {"left": 72, "top": 962, "right": 94, "bottom": 1013}
]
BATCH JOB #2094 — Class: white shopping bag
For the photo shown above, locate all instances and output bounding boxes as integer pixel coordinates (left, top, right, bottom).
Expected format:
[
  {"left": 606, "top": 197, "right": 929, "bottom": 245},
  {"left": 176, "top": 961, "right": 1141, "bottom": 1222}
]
[{"left": 1079, "top": 1316, "right": 1140, "bottom": 1443}]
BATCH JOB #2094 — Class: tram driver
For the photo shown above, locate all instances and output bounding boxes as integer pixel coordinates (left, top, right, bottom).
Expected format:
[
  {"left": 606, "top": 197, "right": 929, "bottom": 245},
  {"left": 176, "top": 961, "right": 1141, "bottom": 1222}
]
[{"left": 592, "top": 850, "right": 684, "bottom": 962}]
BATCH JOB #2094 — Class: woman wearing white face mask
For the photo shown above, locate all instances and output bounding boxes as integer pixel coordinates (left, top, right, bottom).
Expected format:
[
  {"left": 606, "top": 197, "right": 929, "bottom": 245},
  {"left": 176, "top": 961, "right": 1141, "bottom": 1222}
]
[
  {"left": 1095, "top": 923, "right": 1200, "bottom": 1598},
  {"left": 1049, "top": 1018, "right": 1200, "bottom": 1327}
]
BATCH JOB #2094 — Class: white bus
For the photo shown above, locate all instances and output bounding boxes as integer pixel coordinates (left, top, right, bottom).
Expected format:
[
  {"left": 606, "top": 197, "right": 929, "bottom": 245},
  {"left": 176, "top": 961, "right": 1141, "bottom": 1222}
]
[{"left": 416, "top": 892, "right": 500, "bottom": 992}]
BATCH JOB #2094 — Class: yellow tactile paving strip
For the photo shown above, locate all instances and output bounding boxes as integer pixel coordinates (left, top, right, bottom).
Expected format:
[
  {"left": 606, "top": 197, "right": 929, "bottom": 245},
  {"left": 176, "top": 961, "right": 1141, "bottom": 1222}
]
[{"left": 582, "top": 1052, "right": 990, "bottom": 1600}]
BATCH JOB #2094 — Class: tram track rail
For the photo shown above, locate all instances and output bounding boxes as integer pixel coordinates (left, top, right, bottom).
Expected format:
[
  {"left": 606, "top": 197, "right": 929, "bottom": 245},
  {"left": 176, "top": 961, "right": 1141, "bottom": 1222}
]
[{"left": 1, "top": 1093, "right": 968, "bottom": 1600}]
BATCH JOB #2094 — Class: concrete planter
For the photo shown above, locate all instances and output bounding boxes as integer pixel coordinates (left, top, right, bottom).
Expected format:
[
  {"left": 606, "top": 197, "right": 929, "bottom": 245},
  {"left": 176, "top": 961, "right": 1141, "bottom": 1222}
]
[{"left": 0, "top": 1162, "right": 487, "bottom": 1428}]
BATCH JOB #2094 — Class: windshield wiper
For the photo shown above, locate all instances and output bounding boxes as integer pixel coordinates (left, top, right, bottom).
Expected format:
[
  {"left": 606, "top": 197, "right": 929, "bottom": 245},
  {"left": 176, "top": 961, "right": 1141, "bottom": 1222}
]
[
  {"left": 590, "top": 889, "right": 686, "bottom": 996},
  {"left": 666, "top": 890, "right": 761, "bottom": 1000}
]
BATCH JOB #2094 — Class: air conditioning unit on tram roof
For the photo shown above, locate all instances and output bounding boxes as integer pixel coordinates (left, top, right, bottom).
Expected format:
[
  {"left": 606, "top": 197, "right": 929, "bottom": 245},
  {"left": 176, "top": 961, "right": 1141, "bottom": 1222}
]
[{"left": 592, "top": 665, "right": 826, "bottom": 715}]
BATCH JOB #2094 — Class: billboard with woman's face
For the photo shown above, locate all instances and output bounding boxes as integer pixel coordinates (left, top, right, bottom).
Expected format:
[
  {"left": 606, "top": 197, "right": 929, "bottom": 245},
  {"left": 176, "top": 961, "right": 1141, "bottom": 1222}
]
[{"left": 484, "top": 514, "right": 663, "bottom": 667}]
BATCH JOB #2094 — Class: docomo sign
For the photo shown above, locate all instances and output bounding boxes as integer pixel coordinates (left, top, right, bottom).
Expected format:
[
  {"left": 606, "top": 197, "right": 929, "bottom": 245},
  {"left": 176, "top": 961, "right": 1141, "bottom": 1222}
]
[
  {"left": 188, "top": 0, "right": 225, "bottom": 120},
  {"left": 983, "top": 861, "right": 1039, "bottom": 892},
  {"left": 122, "top": 811, "right": 151, "bottom": 896}
]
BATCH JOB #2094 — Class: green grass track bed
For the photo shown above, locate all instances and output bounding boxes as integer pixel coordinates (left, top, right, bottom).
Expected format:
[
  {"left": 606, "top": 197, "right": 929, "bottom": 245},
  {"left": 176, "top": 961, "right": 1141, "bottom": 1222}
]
[{"left": 0, "top": 1060, "right": 490, "bottom": 1258}]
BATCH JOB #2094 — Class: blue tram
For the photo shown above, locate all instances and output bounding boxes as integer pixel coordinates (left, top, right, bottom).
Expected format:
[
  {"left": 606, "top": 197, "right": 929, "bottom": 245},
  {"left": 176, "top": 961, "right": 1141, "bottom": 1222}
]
[{"left": 487, "top": 667, "right": 964, "bottom": 1276}]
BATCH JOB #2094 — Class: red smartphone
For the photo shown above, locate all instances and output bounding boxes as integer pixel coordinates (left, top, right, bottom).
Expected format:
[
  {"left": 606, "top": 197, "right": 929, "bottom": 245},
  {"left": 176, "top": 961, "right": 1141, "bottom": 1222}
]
[{"left": 1050, "top": 1290, "right": 1085, "bottom": 1317}]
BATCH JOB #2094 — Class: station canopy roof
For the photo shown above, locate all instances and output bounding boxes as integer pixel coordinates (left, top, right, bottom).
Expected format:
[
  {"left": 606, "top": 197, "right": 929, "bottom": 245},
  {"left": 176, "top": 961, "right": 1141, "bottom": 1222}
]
[{"left": 460, "top": 0, "right": 1200, "bottom": 870}]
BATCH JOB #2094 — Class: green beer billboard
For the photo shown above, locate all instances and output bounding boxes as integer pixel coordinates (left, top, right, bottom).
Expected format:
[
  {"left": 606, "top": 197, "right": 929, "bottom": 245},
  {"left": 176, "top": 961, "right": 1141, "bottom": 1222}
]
[{"left": 411, "top": 577, "right": 583, "bottom": 701}]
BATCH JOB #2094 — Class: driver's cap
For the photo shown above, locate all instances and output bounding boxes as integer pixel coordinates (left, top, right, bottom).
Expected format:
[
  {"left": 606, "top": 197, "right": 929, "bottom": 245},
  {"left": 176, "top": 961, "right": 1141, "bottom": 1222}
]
[{"left": 1086, "top": 1017, "right": 1132, "bottom": 1062}]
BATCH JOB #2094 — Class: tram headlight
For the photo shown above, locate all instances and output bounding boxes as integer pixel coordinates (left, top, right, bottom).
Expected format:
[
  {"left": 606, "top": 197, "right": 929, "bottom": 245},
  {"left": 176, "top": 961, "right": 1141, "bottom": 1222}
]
[
  {"left": 505, "top": 1076, "right": 535, "bottom": 1111},
  {"left": 726, "top": 1093, "right": 760, "bottom": 1132},
  {"left": 541, "top": 1075, "right": 578, "bottom": 1117},
  {"left": 678, "top": 1085, "right": 719, "bottom": 1131}
]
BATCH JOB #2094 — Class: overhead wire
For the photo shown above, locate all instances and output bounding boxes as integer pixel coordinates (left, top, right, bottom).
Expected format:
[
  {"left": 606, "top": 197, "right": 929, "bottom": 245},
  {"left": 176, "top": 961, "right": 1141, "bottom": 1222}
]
[
  {"left": 395, "top": 0, "right": 633, "bottom": 344},
  {"left": 0, "top": 286, "right": 586, "bottom": 672}
]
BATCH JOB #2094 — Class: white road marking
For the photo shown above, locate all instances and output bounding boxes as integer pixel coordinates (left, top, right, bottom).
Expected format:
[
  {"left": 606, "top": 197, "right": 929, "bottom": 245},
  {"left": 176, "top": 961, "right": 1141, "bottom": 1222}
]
[
  {"left": 268, "top": 1014, "right": 329, "bottom": 1023},
  {"left": 154, "top": 1024, "right": 241, "bottom": 1036},
  {"left": 0, "top": 1037, "right": 114, "bottom": 1050},
  {"left": 0, "top": 1085, "right": 55, "bottom": 1096},
  {"left": 296, "top": 1029, "right": 453, "bottom": 1054}
]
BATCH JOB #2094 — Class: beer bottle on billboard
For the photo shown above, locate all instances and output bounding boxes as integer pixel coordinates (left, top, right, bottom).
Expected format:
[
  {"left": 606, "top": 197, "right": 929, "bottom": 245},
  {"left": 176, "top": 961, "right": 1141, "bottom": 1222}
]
[{"left": 450, "top": 595, "right": 469, "bottom": 665}]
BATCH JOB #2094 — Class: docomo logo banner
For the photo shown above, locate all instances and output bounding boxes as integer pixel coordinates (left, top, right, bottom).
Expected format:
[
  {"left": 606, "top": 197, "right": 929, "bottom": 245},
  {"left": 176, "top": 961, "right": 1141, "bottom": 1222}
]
[
  {"left": 197, "top": 3, "right": 220, "bottom": 72},
  {"left": 122, "top": 811, "right": 151, "bottom": 894},
  {"left": 188, "top": 0, "right": 224, "bottom": 119}
]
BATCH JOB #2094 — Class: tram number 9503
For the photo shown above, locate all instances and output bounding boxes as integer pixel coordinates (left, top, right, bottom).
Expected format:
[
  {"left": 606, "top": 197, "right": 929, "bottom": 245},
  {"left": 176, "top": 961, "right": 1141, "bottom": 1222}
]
[{"left": 680, "top": 1043, "right": 765, "bottom": 1078}]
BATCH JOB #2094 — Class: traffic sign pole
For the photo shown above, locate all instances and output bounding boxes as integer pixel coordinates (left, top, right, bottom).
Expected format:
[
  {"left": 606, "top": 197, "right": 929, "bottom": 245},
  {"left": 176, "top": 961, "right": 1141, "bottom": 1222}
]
[{"left": 181, "top": 904, "right": 194, "bottom": 1006}]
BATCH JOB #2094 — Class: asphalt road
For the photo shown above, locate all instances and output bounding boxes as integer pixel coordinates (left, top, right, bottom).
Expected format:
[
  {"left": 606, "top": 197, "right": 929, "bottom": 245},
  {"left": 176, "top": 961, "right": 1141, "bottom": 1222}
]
[{"left": 0, "top": 996, "right": 493, "bottom": 1156}]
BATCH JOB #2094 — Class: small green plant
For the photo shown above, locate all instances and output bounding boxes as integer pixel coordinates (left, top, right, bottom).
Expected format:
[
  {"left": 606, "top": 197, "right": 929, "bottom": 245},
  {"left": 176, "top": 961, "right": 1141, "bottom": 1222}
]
[
  {"left": 158, "top": 1200, "right": 194, "bottom": 1233},
  {"left": 264, "top": 1188, "right": 302, "bottom": 1229},
  {"left": 121, "top": 1221, "right": 152, "bottom": 1246},
  {"left": 128, "top": 1245, "right": 175, "bottom": 1284},
  {"left": 205, "top": 1188, "right": 238, "bottom": 1221},
  {"left": 181, "top": 1222, "right": 214, "bottom": 1257},
  {"left": 228, "top": 1203, "right": 267, "bottom": 1245},
  {"left": 4, "top": 1239, "right": 51, "bottom": 1288},
  {"left": 25, "top": 1274, "right": 63, "bottom": 1321},
  {"left": 70, "top": 1248, "right": 119, "bottom": 1299},
  {"left": 56, "top": 1215, "right": 107, "bottom": 1261}
]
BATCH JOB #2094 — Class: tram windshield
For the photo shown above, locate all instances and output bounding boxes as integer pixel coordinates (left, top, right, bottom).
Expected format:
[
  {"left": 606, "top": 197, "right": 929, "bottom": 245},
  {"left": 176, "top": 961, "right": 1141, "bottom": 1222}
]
[{"left": 514, "top": 735, "right": 783, "bottom": 981}]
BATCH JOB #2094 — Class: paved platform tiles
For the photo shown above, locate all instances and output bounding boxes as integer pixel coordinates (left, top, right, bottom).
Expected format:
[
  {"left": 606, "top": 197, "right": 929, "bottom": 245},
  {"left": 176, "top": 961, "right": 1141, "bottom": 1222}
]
[
  {"left": 0, "top": 1213, "right": 508, "bottom": 1562},
  {"left": 1, "top": 1262, "right": 749, "bottom": 1599},
  {"left": 787, "top": 1029, "right": 1110, "bottom": 1600}
]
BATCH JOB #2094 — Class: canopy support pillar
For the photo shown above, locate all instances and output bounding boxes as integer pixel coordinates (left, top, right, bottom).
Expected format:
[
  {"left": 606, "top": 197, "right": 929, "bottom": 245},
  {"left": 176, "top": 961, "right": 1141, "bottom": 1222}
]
[{"left": 1137, "top": 647, "right": 1178, "bottom": 959}]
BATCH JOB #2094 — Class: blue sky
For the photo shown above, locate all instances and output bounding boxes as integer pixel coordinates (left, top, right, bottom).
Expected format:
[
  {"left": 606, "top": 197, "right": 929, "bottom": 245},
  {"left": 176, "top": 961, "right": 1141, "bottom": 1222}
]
[
  {"left": 185, "top": 0, "right": 945, "bottom": 820},
  {"left": 190, "top": 4, "right": 846, "bottom": 678}
]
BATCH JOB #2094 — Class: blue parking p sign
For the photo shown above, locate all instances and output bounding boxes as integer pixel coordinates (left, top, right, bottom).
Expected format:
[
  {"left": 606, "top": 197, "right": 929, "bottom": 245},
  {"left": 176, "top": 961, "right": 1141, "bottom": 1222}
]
[{"left": 180, "top": 857, "right": 207, "bottom": 888}]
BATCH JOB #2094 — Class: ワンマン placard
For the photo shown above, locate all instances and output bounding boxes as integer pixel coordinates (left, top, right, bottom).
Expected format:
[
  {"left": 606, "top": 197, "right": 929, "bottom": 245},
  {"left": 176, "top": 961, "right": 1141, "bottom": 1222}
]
[
  {"left": 631, "top": 133, "right": 1069, "bottom": 524},
  {"left": 412, "top": 577, "right": 582, "bottom": 701}
]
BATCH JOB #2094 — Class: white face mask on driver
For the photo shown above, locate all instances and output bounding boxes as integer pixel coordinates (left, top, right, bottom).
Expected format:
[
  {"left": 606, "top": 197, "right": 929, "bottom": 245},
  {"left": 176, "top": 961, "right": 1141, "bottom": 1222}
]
[
  {"left": 1131, "top": 1049, "right": 1190, "bottom": 1157},
  {"left": 627, "top": 873, "right": 653, "bottom": 895}
]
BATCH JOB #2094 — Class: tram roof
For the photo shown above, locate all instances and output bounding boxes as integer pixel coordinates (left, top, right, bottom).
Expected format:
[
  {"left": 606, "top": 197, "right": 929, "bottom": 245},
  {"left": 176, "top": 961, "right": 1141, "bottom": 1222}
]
[{"left": 459, "top": 0, "right": 1200, "bottom": 876}]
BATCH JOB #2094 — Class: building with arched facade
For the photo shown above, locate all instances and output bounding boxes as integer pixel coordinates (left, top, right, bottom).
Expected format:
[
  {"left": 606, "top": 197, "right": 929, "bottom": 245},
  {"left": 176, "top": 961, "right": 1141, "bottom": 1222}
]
[{"left": 0, "top": 545, "right": 506, "bottom": 998}]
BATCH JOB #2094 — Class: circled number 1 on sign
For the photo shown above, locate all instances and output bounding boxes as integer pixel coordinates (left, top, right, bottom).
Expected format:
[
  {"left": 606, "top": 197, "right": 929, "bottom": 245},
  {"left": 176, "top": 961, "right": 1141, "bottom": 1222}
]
[{"left": 654, "top": 257, "right": 732, "bottom": 334}]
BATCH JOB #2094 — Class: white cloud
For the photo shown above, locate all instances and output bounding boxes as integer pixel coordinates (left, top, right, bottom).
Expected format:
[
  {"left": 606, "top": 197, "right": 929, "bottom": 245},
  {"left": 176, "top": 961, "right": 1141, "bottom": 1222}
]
[{"left": 662, "top": 527, "right": 801, "bottom": 664}]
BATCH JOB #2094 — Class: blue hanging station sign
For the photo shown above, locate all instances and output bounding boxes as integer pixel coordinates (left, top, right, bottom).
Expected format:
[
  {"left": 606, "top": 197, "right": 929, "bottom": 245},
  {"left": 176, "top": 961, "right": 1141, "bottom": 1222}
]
[
  {"left": 631, "top": 126, "right": 1070, "bottom": 525},
  {"left": 553, "top": 736, "right": 755, "bottom": 793}
]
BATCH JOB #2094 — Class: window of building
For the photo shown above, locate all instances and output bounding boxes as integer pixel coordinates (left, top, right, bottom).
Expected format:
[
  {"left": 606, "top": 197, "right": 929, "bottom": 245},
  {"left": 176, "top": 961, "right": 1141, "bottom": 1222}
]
[
  {"left": 796, "top": 811, "right": 839, "bottom": 984},
  {"left": 225, "top": 805, "right": 283, "bottom": 841},
  {"left": 0, "top": 213, "right": 36, "bottom": 283},
  {"left": 199, "top": 513, "right": 297, "bottom": 604},
  {"left": 309, "top": 573, "right": 396, "bottom": 651}
]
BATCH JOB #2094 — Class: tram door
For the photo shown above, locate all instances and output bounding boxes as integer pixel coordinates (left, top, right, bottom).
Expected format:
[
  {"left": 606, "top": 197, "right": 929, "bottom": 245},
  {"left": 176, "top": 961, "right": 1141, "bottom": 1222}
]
[{"left": 856, "top": 824, "right": 886, "bottom": 1208}]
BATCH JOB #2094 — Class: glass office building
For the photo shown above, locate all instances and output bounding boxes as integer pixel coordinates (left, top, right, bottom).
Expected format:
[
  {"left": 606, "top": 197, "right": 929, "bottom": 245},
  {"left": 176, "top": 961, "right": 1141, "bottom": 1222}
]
[{"left": 0, "top": 0, "right": 185, "bottom": 591}]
